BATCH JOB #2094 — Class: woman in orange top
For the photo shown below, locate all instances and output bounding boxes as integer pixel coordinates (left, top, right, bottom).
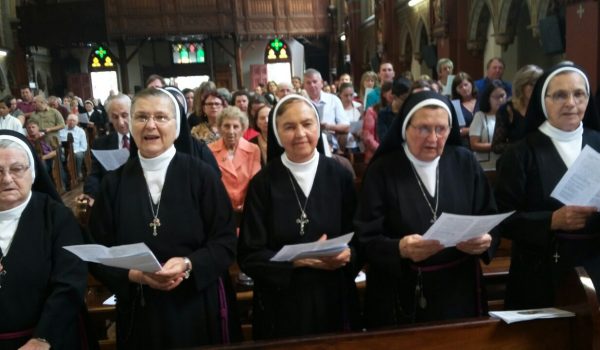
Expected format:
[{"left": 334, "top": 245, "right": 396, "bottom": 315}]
[{"left": 209, "top": 106, "right": 261, "bottom": 211}]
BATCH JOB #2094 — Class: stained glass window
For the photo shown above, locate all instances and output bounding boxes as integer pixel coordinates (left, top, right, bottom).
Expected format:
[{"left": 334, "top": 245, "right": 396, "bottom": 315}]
[
  {"left": 172, "top": 42, "right": 206, "bottom": 64},
  {"left": 264, "top": 38, "right": 291, "bottom": 63},
  {"left": 88, "top": 45, "right": 117, "bottom": 71}
]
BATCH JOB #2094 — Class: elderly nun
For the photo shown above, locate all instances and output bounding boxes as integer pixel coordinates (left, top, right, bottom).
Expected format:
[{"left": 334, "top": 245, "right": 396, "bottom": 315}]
[{"left": 355, "top": 91, "right": 498, "bottom": 328}]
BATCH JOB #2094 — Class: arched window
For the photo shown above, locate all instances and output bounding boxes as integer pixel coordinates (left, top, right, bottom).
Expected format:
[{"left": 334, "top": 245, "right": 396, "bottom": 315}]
[
  {"left": 172, "top": 42, "right": 206, "bottom": 64},
  {"left": 264, "top": 38, "right": 291, "bottom": 63},
  {"left": 264, "top": 38, "right": 292, "bottom": 84},
  {"left": 88, "top": 45, "right": 117, "bottom": 71}
]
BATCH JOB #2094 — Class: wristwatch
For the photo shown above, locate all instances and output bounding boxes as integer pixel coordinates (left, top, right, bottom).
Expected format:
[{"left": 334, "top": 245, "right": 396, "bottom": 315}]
[{"left": 182, "top": 257, "right": 192, "bottom": 279}]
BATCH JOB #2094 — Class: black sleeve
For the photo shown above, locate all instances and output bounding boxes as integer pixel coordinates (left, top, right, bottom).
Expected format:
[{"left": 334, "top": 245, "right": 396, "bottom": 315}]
[
  {"left": 35, "top": 201, "right": 88, "bottom": 346},
  {"left": 193, "top": 139, "right": 221, "bottom": 176}
]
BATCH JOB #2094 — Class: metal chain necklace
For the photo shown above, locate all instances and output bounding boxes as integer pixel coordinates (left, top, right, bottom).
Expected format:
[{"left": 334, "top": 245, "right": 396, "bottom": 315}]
[
  {"left": 147, "top": 189, "right": 161, "bottom": 236},
  {"left": 410, "top": 163, "right": 440, "bottom": 224},
  {"left": 287, "top": 169, "right": 310, "bottom": 236}
]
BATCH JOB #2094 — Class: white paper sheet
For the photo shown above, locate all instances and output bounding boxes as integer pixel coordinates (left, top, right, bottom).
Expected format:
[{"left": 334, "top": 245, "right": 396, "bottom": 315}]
[
  {"left": 64, "top": 243, "right": 162, "bottom": 273},
  {"left": 489, "top": 308, "right": 575, "bottom": 324},
  {"left": 551, "top": 145, "right": 600, "bottom": 208},
  {"left": 103, "top": 295, "right": 116, "bottom": 306},
  {"left": 91, "top": 148, "right": 130, "bottom": 171},
  {"left": 421, "top": 212, "right": 514, "bottom": 247},
  {"left": 270, "top": 233, "right": 354, "bottom": 262}
]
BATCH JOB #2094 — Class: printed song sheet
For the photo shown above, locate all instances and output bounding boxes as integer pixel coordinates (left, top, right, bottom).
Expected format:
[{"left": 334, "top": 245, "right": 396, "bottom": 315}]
[
  {"left": 489, "top": 308, "right": 575, "bottom": 324},
  {"left": 64, "top": 242, "right": 162, "bottom": 273},
  {"left": 271, "top": 233, "right": 354, "bottom": 262},
  {"left": 551, "top": 145, "right": 600, "bottom": 207},
  {"left": 422, "top": 212, "right": 514, "bottom": 247},
  {"left": 91, "top": 148, "right": 130, "bottom": 171}
]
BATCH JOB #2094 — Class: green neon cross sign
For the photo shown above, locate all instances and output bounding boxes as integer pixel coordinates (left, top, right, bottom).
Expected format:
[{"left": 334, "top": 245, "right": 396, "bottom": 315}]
[
  {"left": 95, "top": 46, "right": 107, "bottom": 59},
  {"left": 270, "top": 39, "right": 283, "bottom": 52}
]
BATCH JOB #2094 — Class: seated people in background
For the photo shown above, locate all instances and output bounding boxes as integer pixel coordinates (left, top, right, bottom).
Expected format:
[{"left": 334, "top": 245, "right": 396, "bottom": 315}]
[
  {"left": 0, "top": 130, "right": 89, "bottom": 350},
  {"left": 362, "top": 82, "right": 393, "bottom": 163},
  {"left": 451, "top": 72, "right": 479, "bottom": 143},
  {"left": 0, "top": 96, "right": 25, "bottom": 133},
  {"left": 191, "top": 91, "right": 227, "bottom": 144},
  {"left": 26, "top": 119, "right": 56, "bottom": 174},
  {"left": 7, "top": 95, "right": 25, "bottom": 125},
  {"left": 29, "top": 95, "right": 65, "bottom": 150},
  {"left": 79, "top": 94, "right": 131, "bottom": 205},
  {"left": 209, "top": 107, "right": 261, "bottom": 212},
  {"left": 59, "top": 114, "right": 88, "bottom": 178},
  {"left": 145, "top": 74, "right": 166, "bottom": 88},
  {"left": 47, "top": 96, "right": 69, "bottom": 121},
  {"left": 82, "top": 100, "right": 108, "bottom": 136},
  {"left": 238, "top": 94, "right": 360, "bottom": 340},
  {"left": 365, "top": 62, "right": 395, "bottom": 109},
  {"left": 249, "top": 104, "right": 270, "bottom": 166},
  {"left": 469, "top": 80, "right": 506, "bottom": 170},
  {"left": 359, "top": 71, "right": 378, "bottom": 105},
  {"left": 304, "top": 68, "right": 350, "bottom": 153},
  {"left": 437, "top": 58, "right": 455, "bottom": 97},
  {"left": 377, "top": 78, "right": 411, "bottom": 142},
  {"left": 492, "top": 64, "right": 543, "bottom": 155},
  {"left": 495, "top": 63, "right": 600, "bottom": 309},
  {"left": 338, "top": 83, "right": 362, "bottom": 154},
  {"left": 475, "top": 57, "right": 512, "bottom": 102},
  {"left": 356, "top": 91, "right": 497, "bottom": 328},
  {"left": 89, "top": 88, "right": 240, "bottom": 349},
  {"left": 233, "top": 90, "right": 259, "bottom": 141}
]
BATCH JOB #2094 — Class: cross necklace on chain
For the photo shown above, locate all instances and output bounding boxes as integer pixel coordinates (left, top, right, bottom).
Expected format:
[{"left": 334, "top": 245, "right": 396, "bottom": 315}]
[
  {"left": 147, "top": 190, "right": 162, "bottom": 236},
  {"left": 287, "top": 170, "right": 310, "bottom": 236},
  {"left": 410, "top": 163, "right": 440, "bottom": 224}
]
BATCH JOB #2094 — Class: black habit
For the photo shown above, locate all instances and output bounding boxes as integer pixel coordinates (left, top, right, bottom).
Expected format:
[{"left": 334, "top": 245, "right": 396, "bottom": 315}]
[
  {"left": 0, "top": 193, "right": 87, "bottom": 349},
  {"left": 237, "top": 155, "right": 360, "bottom": 340},
  {"left": 355, "top": 146, "right": 497, "bottom": 328},
  {"left": 89, "top": 152, "right": 239, "bottom": 349},
  {"left": 495, "top": 130, "right": 600, "bottom": 309}
]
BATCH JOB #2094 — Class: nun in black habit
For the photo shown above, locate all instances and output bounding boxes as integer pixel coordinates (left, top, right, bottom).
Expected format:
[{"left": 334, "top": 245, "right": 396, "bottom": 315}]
[
  {"left": 495, "top": 63, "right": 600, "bottom": 309},
  {"left": 237, "top": 94, "right": 361, "bottom": 340},
  {"left": 355, "top": 91, "right": 498, "bottom": 328},
  {"left": 0, "top": 130, "right": 88, "bottom": 349},
  {"left": 89, "top": 88, "right": 240, "bottom": 349}
]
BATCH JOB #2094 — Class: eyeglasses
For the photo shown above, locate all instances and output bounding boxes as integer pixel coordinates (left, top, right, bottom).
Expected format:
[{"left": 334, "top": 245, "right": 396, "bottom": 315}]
[
  {"left": 545, "top": 90, "right": 589, "bottom": 105},
  {"left": 204, "top": 102, "right": 223, "bottom": 107},
  {"left": 409, "top": 124, "right": 449, "bottom": 138},
  {"left": 0, "top": 164, "right": 30, "bottom": 179},
  {"left": 132, "top": 114, "right": 173, "bottom": 125}
]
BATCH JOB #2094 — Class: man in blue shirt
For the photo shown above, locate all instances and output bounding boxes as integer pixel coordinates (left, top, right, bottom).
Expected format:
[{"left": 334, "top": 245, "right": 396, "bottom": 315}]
[
  {"left": 475, "top": 57, "right": 512, "bottom": 101},
  {"left": 365, "top": 62, "right": 396, "bottom": 110}
]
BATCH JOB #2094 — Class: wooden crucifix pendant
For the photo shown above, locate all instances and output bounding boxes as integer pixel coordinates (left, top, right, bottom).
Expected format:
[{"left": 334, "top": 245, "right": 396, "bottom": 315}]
[
  {"left": 296, "top": 212, "right": 309, "bottom": 236},
  {"left": 150, "top": 217, "right": 161, "bottom": 236}
]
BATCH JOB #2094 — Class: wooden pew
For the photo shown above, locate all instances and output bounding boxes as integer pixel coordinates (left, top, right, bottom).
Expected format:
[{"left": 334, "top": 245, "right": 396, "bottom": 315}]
[{"left": 196, "top": 267, "right": 600, "bottom": 350}]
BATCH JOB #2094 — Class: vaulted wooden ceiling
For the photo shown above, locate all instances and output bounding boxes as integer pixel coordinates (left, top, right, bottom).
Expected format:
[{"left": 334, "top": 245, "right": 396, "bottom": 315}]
[{"left": 17, "top": 0, "right": 333, "bottom": 47}]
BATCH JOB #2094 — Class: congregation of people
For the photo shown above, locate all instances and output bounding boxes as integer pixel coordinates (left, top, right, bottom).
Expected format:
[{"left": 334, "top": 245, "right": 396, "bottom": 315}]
[{"left": 1, "top": 57, "right": 600, "bottom": 349}]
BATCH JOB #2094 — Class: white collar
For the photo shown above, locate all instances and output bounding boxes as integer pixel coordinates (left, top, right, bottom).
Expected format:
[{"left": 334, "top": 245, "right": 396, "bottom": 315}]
[
  {"left": 281, "top": 150, "right": 319, "bottom": 197},
  {"left": 538, "top": 120, "right": 583, "bottom": 142},
  {"left": 139, "top": 145, "right": 177, "bottom": 171},
  {"left": 403, "top": 143, "right": 439, "bottom": 196},
  {"left": 0, "top": 192, "right": 32, "bottom": 221}
]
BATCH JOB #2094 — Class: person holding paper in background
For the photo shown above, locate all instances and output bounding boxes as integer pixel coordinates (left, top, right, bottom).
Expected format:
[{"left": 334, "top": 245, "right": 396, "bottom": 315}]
[
  {"left": 89, "top": 88, "right": 240, "bottom": 349},
  {"left": 495, "top": 63, "right": 600, "bottom": 309},
  {"left": 238, "top": 94, "right": 360, "bottom": 340},
  {"left": 0, "top": 130, "right": 89, "bottom": 349},
  {"left": 355, "top": 91, "right": 498, "bottom": 328}
]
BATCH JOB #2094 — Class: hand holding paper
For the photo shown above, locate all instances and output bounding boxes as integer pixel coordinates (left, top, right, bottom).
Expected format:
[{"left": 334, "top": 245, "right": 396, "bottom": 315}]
[
  {"left": 421, "top": 212, "right": 514, "bottom": 247},
  {"left": 271, "top": 233, "right": 354, "bottom": 263},
  {"left": 64, "top": 243, "right": 162, "bottom": 273}
]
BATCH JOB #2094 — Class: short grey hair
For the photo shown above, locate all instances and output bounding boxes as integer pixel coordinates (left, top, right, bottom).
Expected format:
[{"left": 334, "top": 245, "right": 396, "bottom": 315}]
[
  {"left": 436, "top": 58, "right": 454, "bottom": 74},
  {"left": 104, "top": 94, "right": 132, "bottom": 115},
  {"left": 304, "top": 68, "right": 322, "bottom": 81},
  {"left": 217, "top": 106, "right": 248, "bottom": 130}
]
